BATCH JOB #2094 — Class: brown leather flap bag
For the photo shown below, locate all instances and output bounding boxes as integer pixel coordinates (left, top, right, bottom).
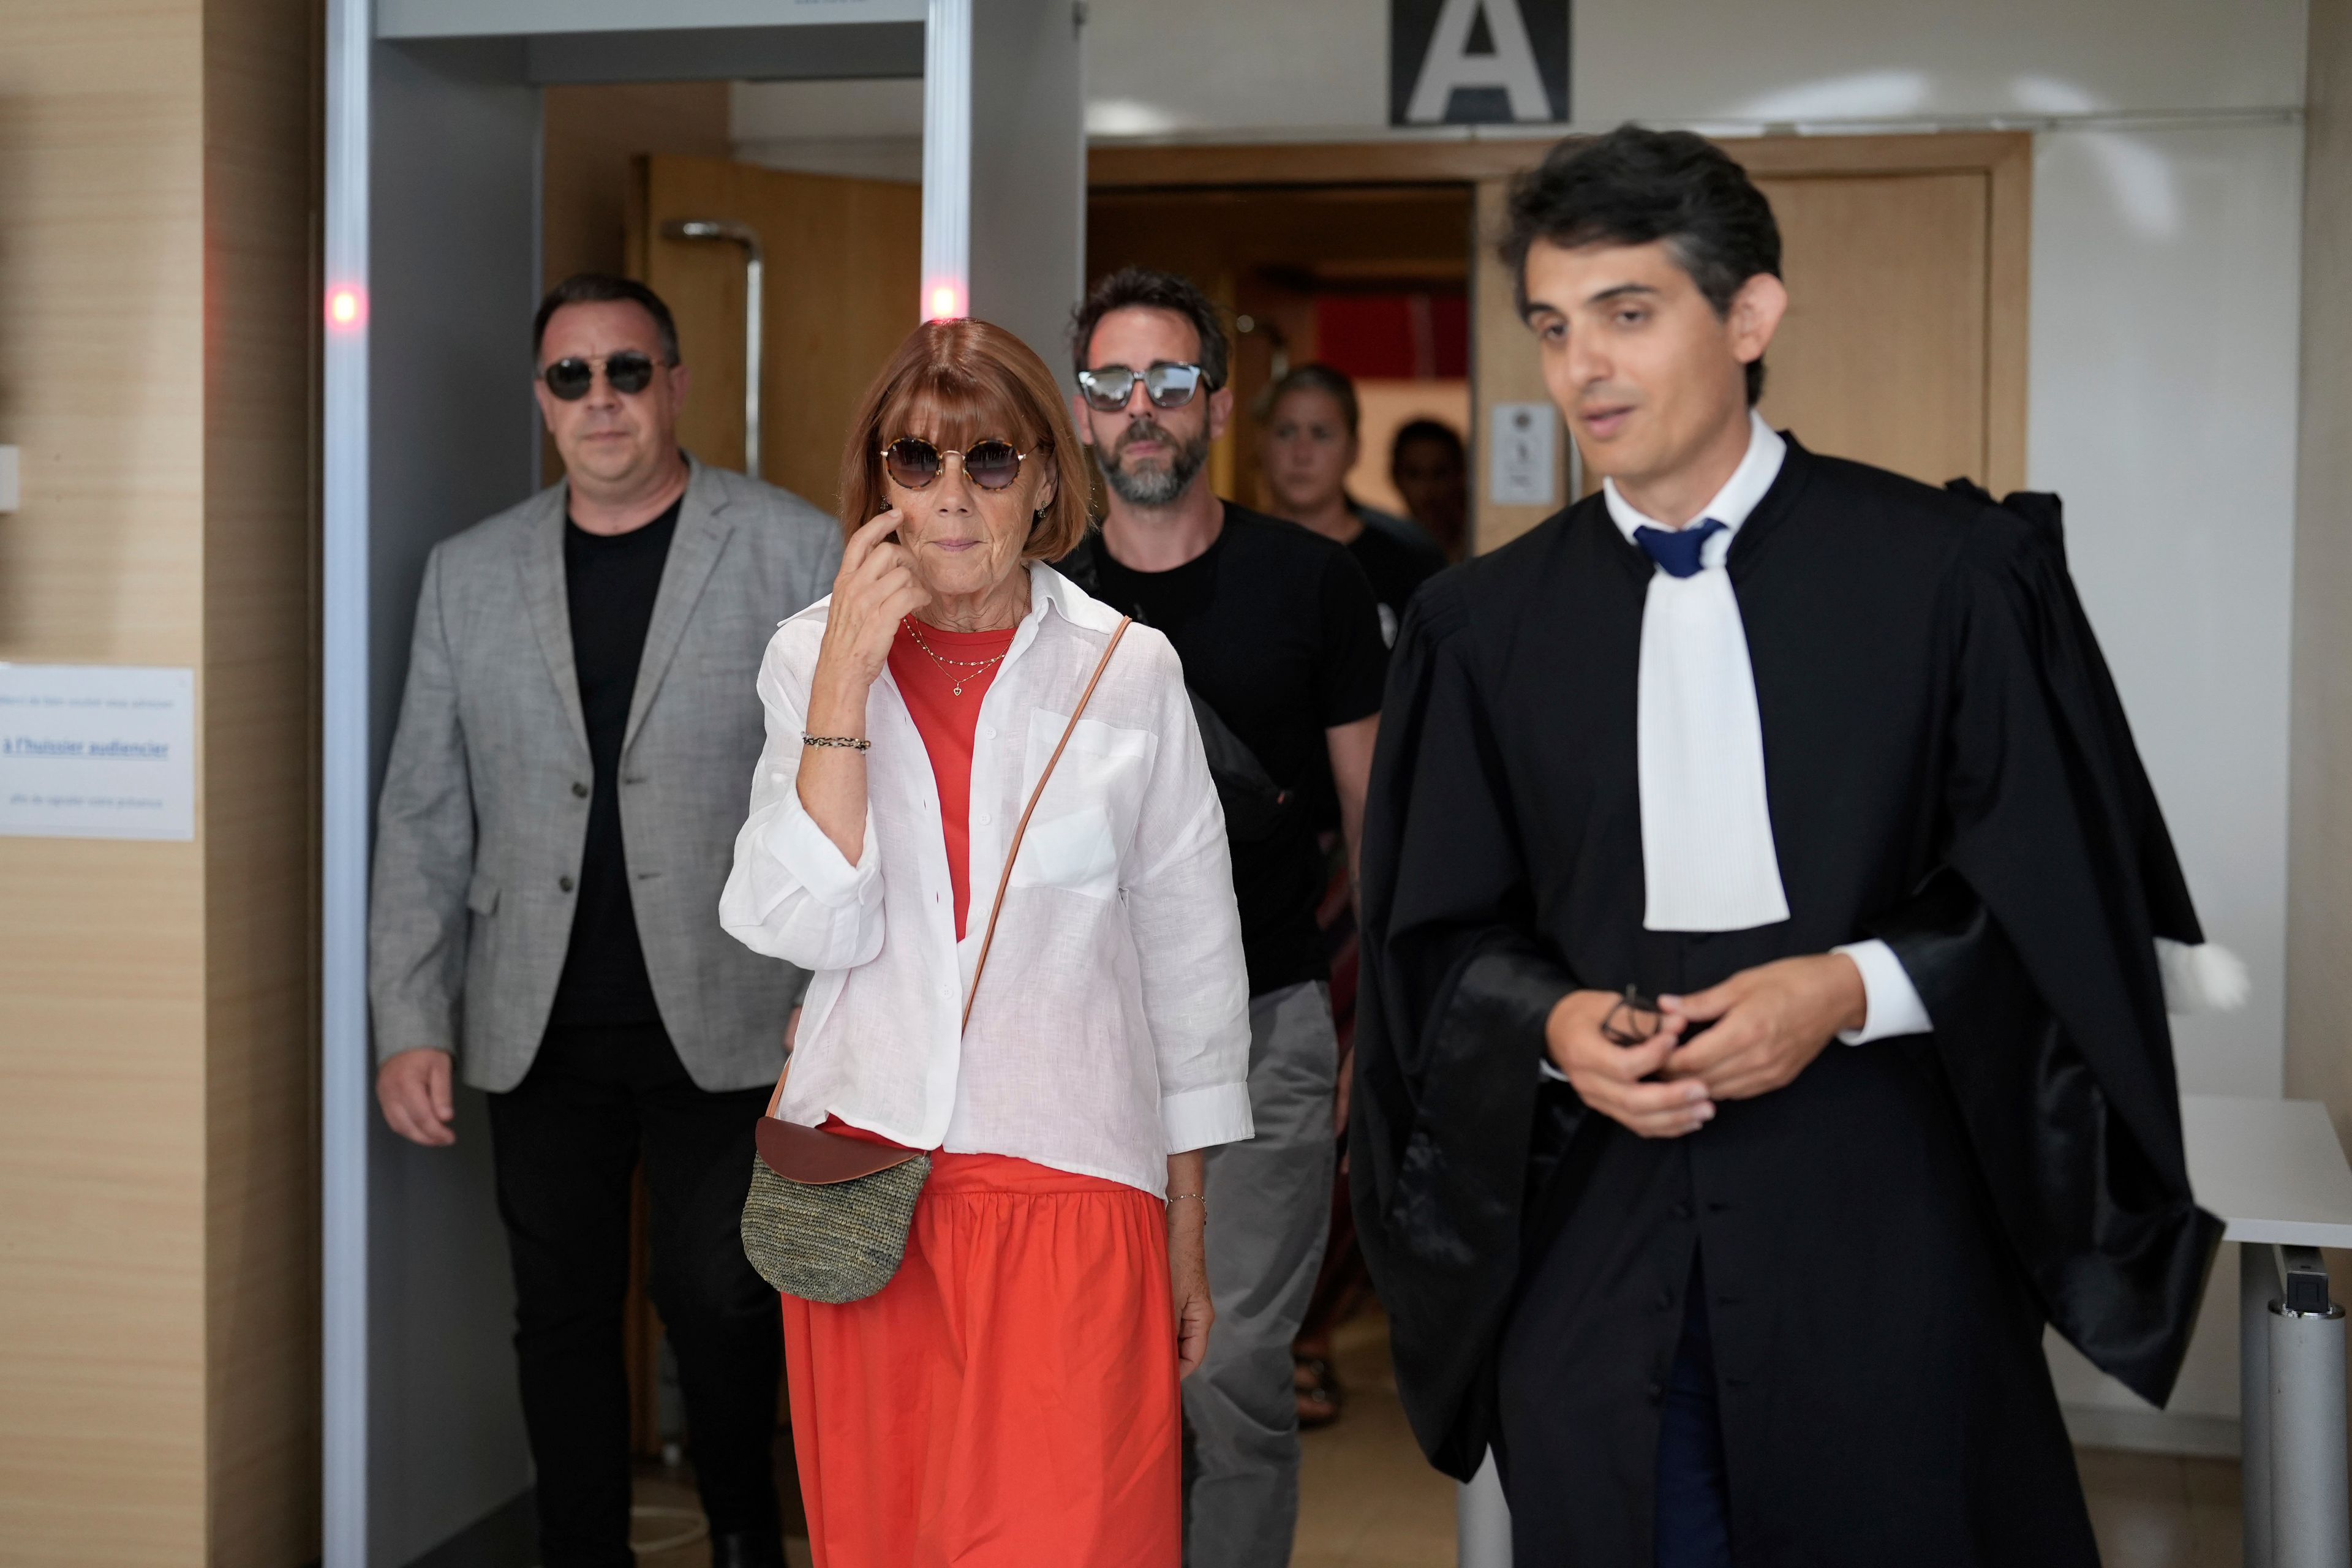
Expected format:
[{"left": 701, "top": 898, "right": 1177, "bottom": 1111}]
[{"left": 755, "top": 1115, "right": 923, "bottom": 1185}]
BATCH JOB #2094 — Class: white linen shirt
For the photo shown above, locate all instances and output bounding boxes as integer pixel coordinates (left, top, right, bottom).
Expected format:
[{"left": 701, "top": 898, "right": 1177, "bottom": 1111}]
[{"left": 718, "top": 564, "right": 1254, "bottom": 1196}]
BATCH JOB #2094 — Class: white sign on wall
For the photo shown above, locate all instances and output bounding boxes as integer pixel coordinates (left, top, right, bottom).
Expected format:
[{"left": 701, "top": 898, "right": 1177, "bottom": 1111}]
[
  {"left": 1488, "top": 402, "right": 1561, "bottom": 507},
  {"left": 0, "top": 664, "right": 195, "bottom": 841}
]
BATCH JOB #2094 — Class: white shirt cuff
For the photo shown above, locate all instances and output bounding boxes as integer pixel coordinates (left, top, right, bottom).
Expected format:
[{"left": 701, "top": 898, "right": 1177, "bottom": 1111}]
[
  {"left": 763, "top": 801, "right": 884, "bottom": 909},
  {"left": 1833, "top": 939, "right": 1932, "bottom": 1044},
  {"left": 1161, "top": 1082, "right": 1255, "bottom": 1154}
]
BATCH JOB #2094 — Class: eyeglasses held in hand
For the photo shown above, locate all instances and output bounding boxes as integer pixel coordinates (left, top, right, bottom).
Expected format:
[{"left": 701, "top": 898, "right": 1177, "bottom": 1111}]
[
  {"left": 1076, "top": 361, "right": 1210, "bottom": 413},
  {"left": 541, "top": 351, "right": 661, "bottom": 400},
  {"left": 881, "top": 437, "right": 1032, "bottom": 493},
  {"left": 1599, "top": 985, "right": 1665, "bottom": 1047}
]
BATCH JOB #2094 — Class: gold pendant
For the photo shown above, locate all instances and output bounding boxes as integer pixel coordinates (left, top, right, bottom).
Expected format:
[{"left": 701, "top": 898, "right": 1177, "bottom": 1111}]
[{"left": 951, "top": 679, "right": 965, "bottom": 697}]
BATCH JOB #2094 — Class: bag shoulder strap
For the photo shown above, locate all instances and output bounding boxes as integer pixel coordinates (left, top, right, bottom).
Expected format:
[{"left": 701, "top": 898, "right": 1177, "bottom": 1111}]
[{"left": 962, "top": 616, "right": 1133, "bottom": 1030}]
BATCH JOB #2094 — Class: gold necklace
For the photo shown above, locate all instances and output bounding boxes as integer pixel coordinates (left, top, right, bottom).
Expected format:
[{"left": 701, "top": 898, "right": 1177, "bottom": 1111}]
[{"left": 902, "top": 617, "right": 1009, "bottom": 698}]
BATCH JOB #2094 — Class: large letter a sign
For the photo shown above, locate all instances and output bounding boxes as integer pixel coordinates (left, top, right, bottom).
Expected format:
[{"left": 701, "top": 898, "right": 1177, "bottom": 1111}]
[{"left": 1391, "top": 0, "right": 1569, "bottom": 126}]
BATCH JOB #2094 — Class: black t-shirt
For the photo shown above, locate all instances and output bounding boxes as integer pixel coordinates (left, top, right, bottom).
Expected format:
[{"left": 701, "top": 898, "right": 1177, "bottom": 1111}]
[
  {"left": 1347, "top": 507, "right": 1449, "bottom": 647},
  {"left": 1085, "top": 503, "right": 1388, "bottom": 995},
  {"left": 548, "top": 497, "right": 680, "bottom": 1028}
]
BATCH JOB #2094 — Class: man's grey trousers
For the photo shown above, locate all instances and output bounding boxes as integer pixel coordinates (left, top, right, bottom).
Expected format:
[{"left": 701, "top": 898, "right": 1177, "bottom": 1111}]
[{"left": 1183, "top": 979, "right": 1339, "bottom": 1568}]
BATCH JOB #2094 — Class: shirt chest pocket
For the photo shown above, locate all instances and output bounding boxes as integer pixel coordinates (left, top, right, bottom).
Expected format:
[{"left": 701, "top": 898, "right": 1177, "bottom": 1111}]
[{"left": 1007, "top": 710, "right": 1155, "bottom": 902}]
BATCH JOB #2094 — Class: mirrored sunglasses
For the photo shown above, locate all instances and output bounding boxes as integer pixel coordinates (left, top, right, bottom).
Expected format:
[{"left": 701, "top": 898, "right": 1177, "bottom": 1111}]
[
  {"left": 1076, "top": 361, "right": 1209, "bottom": 413},
  {"left": 542, "top": 351, "right": 659, "bottom": 401},
  {"left": 881, "top": 436, "right": 1031, "bottom": 492}
]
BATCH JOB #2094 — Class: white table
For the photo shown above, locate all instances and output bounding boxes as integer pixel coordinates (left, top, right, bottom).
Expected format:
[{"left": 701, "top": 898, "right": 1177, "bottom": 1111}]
[
  {"left": 1457, "top": 1094, "right": 2352, "bottom": 1568},
  {"left": 2180, "top": 1094, "right": 2352, "bottom": 1568}
]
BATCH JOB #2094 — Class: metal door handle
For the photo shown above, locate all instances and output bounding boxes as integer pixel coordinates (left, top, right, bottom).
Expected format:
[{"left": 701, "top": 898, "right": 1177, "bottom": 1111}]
[{"left": 661, "top": 219, "right": 764, "bottom": 480}]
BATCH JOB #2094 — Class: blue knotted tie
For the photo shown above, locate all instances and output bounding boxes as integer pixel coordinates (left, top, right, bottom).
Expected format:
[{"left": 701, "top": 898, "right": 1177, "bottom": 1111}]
[{"left": 1633, "top": 518, "right": 1727, "bottom": 579}]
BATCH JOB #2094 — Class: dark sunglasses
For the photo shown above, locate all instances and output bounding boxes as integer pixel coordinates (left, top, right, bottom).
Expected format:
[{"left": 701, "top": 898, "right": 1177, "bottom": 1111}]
[
  {"left": 541, "top": 351, "right": 661, "bottom": 401},
  {"left": 881, "top": 436, "right": 1033, "bottom": 492},
  {"left": 1076, "top": 361, "right": 1210, "bottom": 413}
]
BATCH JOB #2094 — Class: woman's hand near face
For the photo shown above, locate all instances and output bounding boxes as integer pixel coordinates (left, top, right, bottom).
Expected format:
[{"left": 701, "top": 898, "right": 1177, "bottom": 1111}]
[
  {"left": 798, "top": 510, "right": 927, "bottom": 862},
  {"left": 813, "top": 509, "right": 925, "bottom": 699}
]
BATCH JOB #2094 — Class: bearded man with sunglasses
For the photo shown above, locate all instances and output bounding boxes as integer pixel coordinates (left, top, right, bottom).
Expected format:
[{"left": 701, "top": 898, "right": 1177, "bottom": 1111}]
[
  {"left": 1059, "top": 266, "right": 1389, "bottom": 1568},
  {"left": 369, "top": 273, "right": 842, "bottom": 1568}
]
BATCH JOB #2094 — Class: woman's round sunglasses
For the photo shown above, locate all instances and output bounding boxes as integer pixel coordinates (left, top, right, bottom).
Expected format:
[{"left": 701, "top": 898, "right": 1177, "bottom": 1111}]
[
  {"left": 541, "top": 350, "right": 661, "bottom": 401},
  {"left": 881, "top": 437, "right": 1033, "bottom": 492},
  {"left": 1076, "top": 361, "right": 1209, "bottom": 413}
]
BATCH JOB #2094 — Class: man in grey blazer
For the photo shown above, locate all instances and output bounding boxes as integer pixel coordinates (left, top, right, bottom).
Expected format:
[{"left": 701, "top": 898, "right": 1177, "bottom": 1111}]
[{"left": 371, "top": 274, "right": 841, "bottom": 1568}]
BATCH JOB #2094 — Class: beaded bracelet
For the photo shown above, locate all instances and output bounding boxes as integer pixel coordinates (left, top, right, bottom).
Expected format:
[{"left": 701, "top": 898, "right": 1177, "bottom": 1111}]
[
  {"left": 1168, "top": 1192, "right": 1208, "bottom": 1208},
  {"left": 801, "top": 733, "right": 871, "bottom": 751}
]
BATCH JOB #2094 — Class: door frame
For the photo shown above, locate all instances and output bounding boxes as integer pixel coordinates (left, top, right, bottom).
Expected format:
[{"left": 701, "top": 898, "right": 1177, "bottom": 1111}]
[
  {"left": 324, "top": 3, "right": 1086, "bottom": 1561},
  {"left": 1090, "top": 132, "right": 2032, "bottom": 553}
]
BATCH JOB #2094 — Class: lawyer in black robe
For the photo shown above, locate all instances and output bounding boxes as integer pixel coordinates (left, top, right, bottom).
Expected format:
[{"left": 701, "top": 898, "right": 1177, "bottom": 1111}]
[{"left": 1351, "top": 436, "right": 2221, "bottom": 1564}]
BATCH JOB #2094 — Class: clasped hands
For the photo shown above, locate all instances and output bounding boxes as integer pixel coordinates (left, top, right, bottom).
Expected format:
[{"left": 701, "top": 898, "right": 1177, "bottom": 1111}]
[{"left": 1544, "top": 954, "right": 1868, "bottom": 1139}]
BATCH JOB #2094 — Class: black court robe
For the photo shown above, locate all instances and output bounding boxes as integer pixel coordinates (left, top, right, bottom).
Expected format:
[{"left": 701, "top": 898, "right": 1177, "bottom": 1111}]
[{"left": 1351, "top": 437, "right": 2222, "bottom": 1562}]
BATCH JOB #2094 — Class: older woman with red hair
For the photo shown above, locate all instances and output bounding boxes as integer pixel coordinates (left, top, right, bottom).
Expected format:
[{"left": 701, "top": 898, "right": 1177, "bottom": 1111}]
[{"left": 720, "top": 318, "right": 1251, "bottom": 1567}]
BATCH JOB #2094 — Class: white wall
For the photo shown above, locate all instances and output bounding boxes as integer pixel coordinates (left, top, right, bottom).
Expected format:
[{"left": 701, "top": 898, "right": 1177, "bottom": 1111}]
[
  {"left": 732, "top": 78, "right": 922, "bottom": 181},
  {"left": 1080, "top": 0, "right": 2304, "bottom": 137},
  {"left": 2032, "top": 120, "right": 2305, "bottom": 1109},
  {"left": 2034, "top": 119, "right": 2306, "bottom": 1436},
  {"left": 1061, "top": 0, "right": 2315, "bottom": 1448},
  {"left": 1577, "top": 0, "right": 2304, "bottom": 124}
]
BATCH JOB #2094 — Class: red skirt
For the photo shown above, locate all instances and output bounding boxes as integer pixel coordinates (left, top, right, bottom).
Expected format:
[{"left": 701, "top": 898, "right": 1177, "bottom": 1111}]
[{"left": 780, "top": 1140, "right": 1180, "bottom": 1568}]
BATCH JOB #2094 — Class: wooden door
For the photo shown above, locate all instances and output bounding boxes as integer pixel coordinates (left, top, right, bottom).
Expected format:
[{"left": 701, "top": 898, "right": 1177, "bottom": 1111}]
[
  {"left": 629, "top": 154, "right": 922, "bottom": 512},
  {"left": 1749, "top": 167, "right": 2010, "bottom": 496}
]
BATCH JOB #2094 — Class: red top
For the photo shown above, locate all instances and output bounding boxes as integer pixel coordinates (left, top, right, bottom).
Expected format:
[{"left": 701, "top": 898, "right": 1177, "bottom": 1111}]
[{"left": 888, "top": 617, "right": 1017, "bottom": 939}]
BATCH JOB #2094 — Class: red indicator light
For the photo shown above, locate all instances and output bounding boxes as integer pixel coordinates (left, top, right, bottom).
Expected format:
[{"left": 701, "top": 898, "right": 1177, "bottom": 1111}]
[
  {"left": 925, "top": 279, "right": 966, "bottom": 322},
  {"left": 326, "top": 287, "right": 365, "bottom": 329}
]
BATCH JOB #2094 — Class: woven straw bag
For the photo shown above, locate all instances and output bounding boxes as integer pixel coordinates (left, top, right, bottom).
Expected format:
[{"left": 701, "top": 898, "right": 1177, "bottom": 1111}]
[{"left": 741, "top": 618, "right": 1133, "bottom": 1304}]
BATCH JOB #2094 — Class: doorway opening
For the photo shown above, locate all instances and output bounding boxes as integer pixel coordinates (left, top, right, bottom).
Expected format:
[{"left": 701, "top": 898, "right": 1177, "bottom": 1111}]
[{"left": 1089, "top": 182, "right": 1477, "bottom": 562}]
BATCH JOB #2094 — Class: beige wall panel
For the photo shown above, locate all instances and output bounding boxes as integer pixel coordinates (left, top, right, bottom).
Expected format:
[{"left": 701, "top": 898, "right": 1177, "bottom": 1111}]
[
  {"left": 0, "top": 100, "right": 205, "bottom": 659},
  {"left": 1753, "top": 172, "right": 1990, "bottom": 491},
  {"left": 0, "top": 868, "right": 208, "bottom": 1567},
  {"left": 202, "top": 0, "right": 319, "bottom": 1559},
  {"left": 1, "top": 0, "right": 318, "bottom": 1561},
  {"left": 0, "top": 2, "right": 212, "bottom": 1563}
]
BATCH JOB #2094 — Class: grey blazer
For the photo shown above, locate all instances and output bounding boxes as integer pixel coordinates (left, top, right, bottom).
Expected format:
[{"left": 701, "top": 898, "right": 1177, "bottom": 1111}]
[{"left": 369, "top": 458, "right": 844, "bottom": 1093}]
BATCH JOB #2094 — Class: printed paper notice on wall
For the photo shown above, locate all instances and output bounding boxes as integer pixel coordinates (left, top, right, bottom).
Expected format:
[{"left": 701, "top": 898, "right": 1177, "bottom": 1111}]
[
  {"left": 1488, "top": 402, "right": 1560, "bottom": 507},
  {"left": 0, "top": 664, "right": 195, "bottom": 841}
]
